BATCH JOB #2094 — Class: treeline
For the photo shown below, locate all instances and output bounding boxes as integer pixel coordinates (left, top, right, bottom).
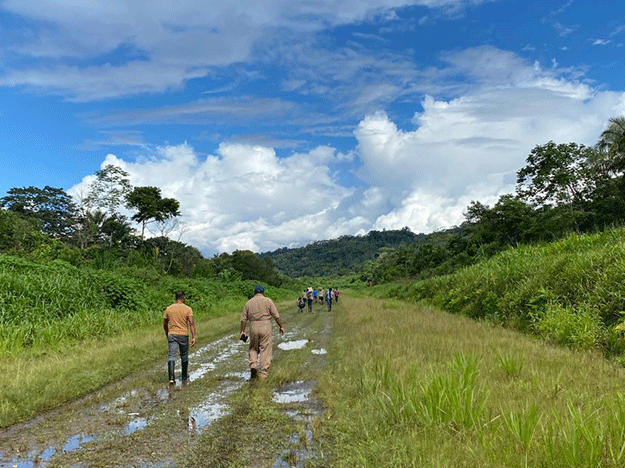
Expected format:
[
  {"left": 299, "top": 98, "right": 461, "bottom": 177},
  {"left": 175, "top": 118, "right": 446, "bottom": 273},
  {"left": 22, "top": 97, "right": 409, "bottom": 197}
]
[
  {"left": 260, "top": 227, "right": 422, "bottom": 277},
  {"left": 0, "top": 165, "right": 287, "bottom": 287},
  {"left": 364, "top": 117, "right": 625, "bottom": 284}
]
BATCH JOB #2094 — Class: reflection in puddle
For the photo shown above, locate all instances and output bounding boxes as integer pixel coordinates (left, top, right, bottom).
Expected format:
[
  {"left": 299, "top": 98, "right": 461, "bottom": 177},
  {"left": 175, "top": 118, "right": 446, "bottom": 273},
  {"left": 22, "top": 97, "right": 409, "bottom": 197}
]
[
  {"left": 187, "top": 380, "right": 245, "bottom": 433},
  {"left": 273, "top": 381, "right": 314, "bottom": 404},
  {"left": 187, "top": 340, "right": 244, "bottom": 383},
  {"left": 63, "top": 433, "right": 94, "bottom": 451},
  {"left": 125, "top": 417, "right": 148, "bottom": 434},
  {"left": 187, "top": 362, "right": 216, "bottom": 382},
  {"left": 222, "top": 370, "right": 249, "bottom": 380},
  {"left": 156, "top": 388, "right": 171, "bottom": 402},
  {"left": 311, "top": 348, "right": 327, "bottom": 355},
  {"left": 6, "top": 432, "right": 95, "bottom": 468},
  {"left": 277, "top": 340, "right": 308, "bottom": 351},
  {"left": 189, "top": 402, "right": 229, "bottom": 432}
]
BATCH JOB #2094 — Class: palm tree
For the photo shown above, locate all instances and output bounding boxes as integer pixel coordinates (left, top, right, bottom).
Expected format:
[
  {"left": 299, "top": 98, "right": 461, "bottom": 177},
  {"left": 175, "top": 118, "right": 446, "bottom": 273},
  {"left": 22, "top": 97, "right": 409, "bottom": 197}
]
[{"left": 597, "top": 116, "right": 625, "bottom": 176}]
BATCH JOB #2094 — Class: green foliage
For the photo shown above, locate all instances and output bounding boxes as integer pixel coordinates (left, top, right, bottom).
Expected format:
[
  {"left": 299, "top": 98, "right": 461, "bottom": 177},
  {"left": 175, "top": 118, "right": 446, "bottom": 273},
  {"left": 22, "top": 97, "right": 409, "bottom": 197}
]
[
  {"left": 0, "top": 253, "right": 295, "bottom": 354},
  {"left": 82, "top": 164, "right": 132, "bottom": 214},
  {"left": 0, "top": 186, "right": 77, "bottom": 240},
  {"left": 261, "top": 227, "right": 421, "bottom": 277},
  {"left": 212, "top": 249, "right": 283, "bottom": 286},
  {"left": 534, "top": 303, "right": 603, "bottom": 349},
  {"left": 372, "top": 227, "right": 625, "bottom": 357},
  {"left": 125, "top": 186, "right": 180, "bottom": 239},
  {"left": 496, "top": 350, "right": 525, "bottom": 378},
  {"left": 516, "top": 141, "right": 594, "bottom": 208}
]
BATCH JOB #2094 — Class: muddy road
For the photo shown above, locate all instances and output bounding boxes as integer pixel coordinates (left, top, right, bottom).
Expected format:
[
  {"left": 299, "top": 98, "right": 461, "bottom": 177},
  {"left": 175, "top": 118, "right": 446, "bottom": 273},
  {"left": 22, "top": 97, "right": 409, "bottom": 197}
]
[{"left": 0, "top": 301, "right": 334, "bottom": 468}]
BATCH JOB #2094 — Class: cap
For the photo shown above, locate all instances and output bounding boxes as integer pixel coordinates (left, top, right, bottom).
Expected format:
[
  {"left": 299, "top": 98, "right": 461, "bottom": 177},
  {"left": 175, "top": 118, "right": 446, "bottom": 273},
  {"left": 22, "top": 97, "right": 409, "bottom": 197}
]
[{"left": 254, "top": 284, "right": 265, "bottom": 294}]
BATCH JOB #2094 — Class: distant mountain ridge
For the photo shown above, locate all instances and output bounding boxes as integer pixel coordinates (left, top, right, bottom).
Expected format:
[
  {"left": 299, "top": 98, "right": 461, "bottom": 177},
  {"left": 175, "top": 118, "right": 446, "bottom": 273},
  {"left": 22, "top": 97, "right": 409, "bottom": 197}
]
[{"left": 259, "top": 228, "right": 425, "bottom": 277}]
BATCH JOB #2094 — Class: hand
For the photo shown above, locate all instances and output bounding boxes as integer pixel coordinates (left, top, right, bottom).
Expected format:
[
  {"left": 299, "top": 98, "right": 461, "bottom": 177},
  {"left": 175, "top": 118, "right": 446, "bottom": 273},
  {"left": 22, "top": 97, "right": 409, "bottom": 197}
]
[
  {"left": 279, "top": 326, "right": 284, "bottom": 335},
  {"left": 191, "top": 337, "right": 196, "bottom": 347}
]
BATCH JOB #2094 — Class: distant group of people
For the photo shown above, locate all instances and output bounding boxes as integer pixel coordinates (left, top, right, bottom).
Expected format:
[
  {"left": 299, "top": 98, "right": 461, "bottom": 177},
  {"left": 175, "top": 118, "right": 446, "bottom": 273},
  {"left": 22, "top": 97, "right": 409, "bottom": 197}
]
[{"left": 297, "top": 287, "right": 339, "bottom": 312}]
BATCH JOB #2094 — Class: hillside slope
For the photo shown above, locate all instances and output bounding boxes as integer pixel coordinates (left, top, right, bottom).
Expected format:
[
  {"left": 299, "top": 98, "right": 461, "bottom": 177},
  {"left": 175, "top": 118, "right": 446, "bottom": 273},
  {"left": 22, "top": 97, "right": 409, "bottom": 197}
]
[{"left": 260, "top": 228, "right": 424, "bottom": 277}]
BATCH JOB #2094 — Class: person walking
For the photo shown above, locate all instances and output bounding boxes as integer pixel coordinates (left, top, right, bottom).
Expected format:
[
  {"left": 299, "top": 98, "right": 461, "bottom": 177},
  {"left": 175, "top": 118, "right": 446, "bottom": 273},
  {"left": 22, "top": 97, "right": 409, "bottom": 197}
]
[
  {"left": 240, "top": 284, "right": 284, "bottom": 379},
  {"left": 306, "top": 287, "right": 314, "bottom": 312},
  {"left": 163, "top": 291, "right": 196, "bottom": 386},
  {"left": 326, "top": 287, "right": 333, "bottom": 312}
]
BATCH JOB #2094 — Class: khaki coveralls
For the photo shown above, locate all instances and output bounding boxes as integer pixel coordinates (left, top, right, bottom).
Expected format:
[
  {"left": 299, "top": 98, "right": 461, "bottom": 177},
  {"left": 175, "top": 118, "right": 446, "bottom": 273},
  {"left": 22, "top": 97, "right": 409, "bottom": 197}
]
[{"left": 241, "top": 294, "right": 281, "bottom": 378}]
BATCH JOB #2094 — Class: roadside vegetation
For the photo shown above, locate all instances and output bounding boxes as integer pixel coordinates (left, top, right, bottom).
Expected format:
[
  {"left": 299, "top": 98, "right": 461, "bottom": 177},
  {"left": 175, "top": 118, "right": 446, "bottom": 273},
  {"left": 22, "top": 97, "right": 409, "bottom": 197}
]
[
  {"left": 321, "top": 296, "right": 625, "bottom": 467},
  {"left": 370, "top": 227, "right": 625, "bottom": 363}
]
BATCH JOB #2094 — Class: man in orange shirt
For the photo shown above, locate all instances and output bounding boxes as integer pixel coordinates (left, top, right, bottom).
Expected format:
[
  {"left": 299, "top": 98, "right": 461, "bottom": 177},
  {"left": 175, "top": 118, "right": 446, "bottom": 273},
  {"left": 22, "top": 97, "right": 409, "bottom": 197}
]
[{"left": 163, "top": 291, "right": 196, "bottom": 386}]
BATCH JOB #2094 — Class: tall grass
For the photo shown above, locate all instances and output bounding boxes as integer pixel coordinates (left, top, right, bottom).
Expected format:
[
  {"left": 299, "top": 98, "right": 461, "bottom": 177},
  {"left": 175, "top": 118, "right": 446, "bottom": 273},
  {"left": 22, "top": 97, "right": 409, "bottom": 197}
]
[
  {"left": 321, "top": 296, "right": 625, "bottom": 467},
  {"left": 0, "top": 254, "right": 294, "bottom": 354},
  {"left": 371, "top": 227, "right": 625, "bottom": 358}
]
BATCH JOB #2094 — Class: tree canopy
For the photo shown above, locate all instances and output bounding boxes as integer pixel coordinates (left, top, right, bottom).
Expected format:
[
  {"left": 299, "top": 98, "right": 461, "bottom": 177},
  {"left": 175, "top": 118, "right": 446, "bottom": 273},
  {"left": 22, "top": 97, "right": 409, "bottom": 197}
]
[{"left": 0, "top": 186, "right": 77, "bottom": 240}]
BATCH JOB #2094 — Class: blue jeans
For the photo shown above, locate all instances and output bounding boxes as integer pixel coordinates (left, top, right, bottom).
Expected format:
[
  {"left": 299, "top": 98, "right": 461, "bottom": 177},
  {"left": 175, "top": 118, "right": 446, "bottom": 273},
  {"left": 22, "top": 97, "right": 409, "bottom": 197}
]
[{"left": 167, "top": 334, "right": 189, "bottom": 362}]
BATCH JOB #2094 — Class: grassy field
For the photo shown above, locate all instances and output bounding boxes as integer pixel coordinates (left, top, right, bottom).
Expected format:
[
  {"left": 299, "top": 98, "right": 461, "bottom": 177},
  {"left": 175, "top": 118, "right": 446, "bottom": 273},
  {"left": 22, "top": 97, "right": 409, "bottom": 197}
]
[
  {"left": 370, "top": 228, "right": 625, "bottom": 360},
  {"left": 5, "top": 289, "right": 625, "bottom": 467},
  {"left": 320, "top": 294, "right": 625, "bottom": 467}
]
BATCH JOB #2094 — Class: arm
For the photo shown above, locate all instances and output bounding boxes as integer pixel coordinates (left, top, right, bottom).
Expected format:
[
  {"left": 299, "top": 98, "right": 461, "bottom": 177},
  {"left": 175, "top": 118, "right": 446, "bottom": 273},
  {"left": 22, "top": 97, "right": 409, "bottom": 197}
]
[
  {"left": 240, "top": 319, "right": 247, "bottom": 339},
  {"left": 189, "top": 317, "right": 197, "bottom": 347},
  {"left": 163, "top": 317, "right": 169, "bottom": 337},
  {"left": 268, "top": 300, "right": 284, "bottom": 334},
  {"left": 275, "top": 317, "right": 284, "bottom": 335}
]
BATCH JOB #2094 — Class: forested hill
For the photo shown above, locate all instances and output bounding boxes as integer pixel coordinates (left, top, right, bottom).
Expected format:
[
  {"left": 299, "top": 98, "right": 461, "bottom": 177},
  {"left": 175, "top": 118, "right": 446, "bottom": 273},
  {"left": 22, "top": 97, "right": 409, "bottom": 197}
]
[{"left": 259, "top": 228, "right": 425, "bottom": 277}]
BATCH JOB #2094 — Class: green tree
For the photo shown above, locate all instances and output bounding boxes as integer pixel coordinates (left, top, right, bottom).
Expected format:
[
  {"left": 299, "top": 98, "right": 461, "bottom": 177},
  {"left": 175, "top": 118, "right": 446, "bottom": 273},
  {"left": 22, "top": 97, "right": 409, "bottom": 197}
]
[
  {"left": 465, "top": 195, "right": 538, "bottom": 247},
  {"left": 597, "top": 116, "right": 625, "bottom": 176},
  {"left": 0, "top": 186, "right": 77, "bottom": 240},
  {"left": 83, "top": 165, "right": 132, "bottom": 214},
  {"left": 516, "top": 141, "right": 594, "bottom": 209},
  {"left": 125, "top": 186, "right": 181, "bottom": 239}
]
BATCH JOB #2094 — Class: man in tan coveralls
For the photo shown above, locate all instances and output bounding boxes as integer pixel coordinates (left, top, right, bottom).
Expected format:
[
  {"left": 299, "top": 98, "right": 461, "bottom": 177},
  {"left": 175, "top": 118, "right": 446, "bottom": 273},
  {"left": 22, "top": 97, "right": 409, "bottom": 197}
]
[{"left": 240, "top": 284, "right": 284, "bottom": 379}]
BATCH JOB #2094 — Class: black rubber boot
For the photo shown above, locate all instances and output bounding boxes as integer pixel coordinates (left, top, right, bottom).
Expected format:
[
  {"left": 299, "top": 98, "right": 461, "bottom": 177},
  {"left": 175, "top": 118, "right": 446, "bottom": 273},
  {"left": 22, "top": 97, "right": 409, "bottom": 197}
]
[
  {"left": 250, "top": 368, "right": 258, "bottom": 379},
  {"left": 181, "top": 360, "right": 189, "bottom": 385},
  {"left": 168, "top": 361, "right": 176, "bottom": 386}
]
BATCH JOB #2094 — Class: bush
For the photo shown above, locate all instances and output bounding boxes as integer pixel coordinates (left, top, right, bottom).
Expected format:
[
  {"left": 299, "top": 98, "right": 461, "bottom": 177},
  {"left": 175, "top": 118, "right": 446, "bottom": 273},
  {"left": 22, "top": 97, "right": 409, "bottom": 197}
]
[{"left": 533, "top": 303, "right": 603, "bottom": 349}]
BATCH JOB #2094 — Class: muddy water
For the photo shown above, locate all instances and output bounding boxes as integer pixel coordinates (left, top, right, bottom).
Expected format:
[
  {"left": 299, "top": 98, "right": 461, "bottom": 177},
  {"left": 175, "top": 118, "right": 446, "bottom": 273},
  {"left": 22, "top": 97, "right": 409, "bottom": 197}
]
[
  {"left": 0, "top": 333, "right": 251, "bottom": 467},
  {"left": 0, "top": 302, "right": 334, "bottom": 467}
]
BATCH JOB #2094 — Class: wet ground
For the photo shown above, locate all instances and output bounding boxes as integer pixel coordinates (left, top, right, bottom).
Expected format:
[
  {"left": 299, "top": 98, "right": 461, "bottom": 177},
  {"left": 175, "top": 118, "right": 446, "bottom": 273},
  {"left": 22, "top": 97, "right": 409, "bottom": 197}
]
[{"left": 0, "top": 302, "right": 333, "bottom": 468}]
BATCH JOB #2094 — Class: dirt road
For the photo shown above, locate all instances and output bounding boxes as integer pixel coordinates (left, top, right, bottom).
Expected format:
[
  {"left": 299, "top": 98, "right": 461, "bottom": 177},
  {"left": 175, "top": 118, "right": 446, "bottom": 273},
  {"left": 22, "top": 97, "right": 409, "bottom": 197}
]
[{"left": 0, "top": 300, "right": 334, "bottom": 468}]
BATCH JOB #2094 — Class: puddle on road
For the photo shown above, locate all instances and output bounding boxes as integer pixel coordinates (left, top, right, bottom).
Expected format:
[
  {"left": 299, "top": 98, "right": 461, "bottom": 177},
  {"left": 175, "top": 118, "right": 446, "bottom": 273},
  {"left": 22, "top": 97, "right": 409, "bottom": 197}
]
[
  {"left": 63, "top": 433, "right": 94, "bottom": 451},
  {"left": 2, "top": 320, "right": 326, "bottom": 468},
  {"left": 273, "top": 381, "right": 315, "bottom": 404},
  {"left": 277, "top": 340, "right": 309, "bottom": 351},
  {"left": 6, "top": 432, "right": 94, "bottom": 468},
  {"left": 125, "top": 416, "right": 148, "bottom": 435},
  {"left": 187, "top": 380, "right": 245, "bottom": 434}
]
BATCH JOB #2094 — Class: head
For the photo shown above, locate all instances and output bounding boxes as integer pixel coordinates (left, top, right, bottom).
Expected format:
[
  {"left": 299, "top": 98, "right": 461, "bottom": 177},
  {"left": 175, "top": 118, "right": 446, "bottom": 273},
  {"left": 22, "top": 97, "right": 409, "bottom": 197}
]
[
  {"left": 254, "top": 284, "right": 265, "bottom": 295},
  {"left": 175, "top": 291, "right": 186, "bottom": 302}
]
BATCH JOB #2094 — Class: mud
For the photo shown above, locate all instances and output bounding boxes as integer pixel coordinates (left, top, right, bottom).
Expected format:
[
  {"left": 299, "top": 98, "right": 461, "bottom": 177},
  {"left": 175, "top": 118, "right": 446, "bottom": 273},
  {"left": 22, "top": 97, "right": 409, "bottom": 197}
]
[{"left": 0, "top": 302, "right": 334, "bottom": 467}]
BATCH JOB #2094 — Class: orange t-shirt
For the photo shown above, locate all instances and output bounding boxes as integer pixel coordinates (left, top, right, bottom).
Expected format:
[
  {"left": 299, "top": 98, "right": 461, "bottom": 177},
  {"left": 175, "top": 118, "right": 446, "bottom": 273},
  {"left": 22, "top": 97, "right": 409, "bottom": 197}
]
[{"left": 163, "top": 303, "right": 193, "bottom": 335}]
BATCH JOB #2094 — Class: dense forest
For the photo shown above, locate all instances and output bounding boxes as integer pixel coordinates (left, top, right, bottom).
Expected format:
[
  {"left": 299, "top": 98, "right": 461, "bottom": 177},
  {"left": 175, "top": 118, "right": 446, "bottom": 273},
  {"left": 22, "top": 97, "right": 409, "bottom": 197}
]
[
  {"left": 259, "top": 227, "right": 430, "bottom": 277},
  {"left": 0, "top": 166, "right": 287, "bottom": 287}
]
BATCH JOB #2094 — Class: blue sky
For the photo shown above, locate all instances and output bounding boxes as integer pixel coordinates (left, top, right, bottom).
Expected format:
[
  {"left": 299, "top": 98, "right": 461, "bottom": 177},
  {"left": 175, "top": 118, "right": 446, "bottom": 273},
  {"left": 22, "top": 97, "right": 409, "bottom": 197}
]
[{"left": 1, "top": 0, "right": 624, "bottom": 255}]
